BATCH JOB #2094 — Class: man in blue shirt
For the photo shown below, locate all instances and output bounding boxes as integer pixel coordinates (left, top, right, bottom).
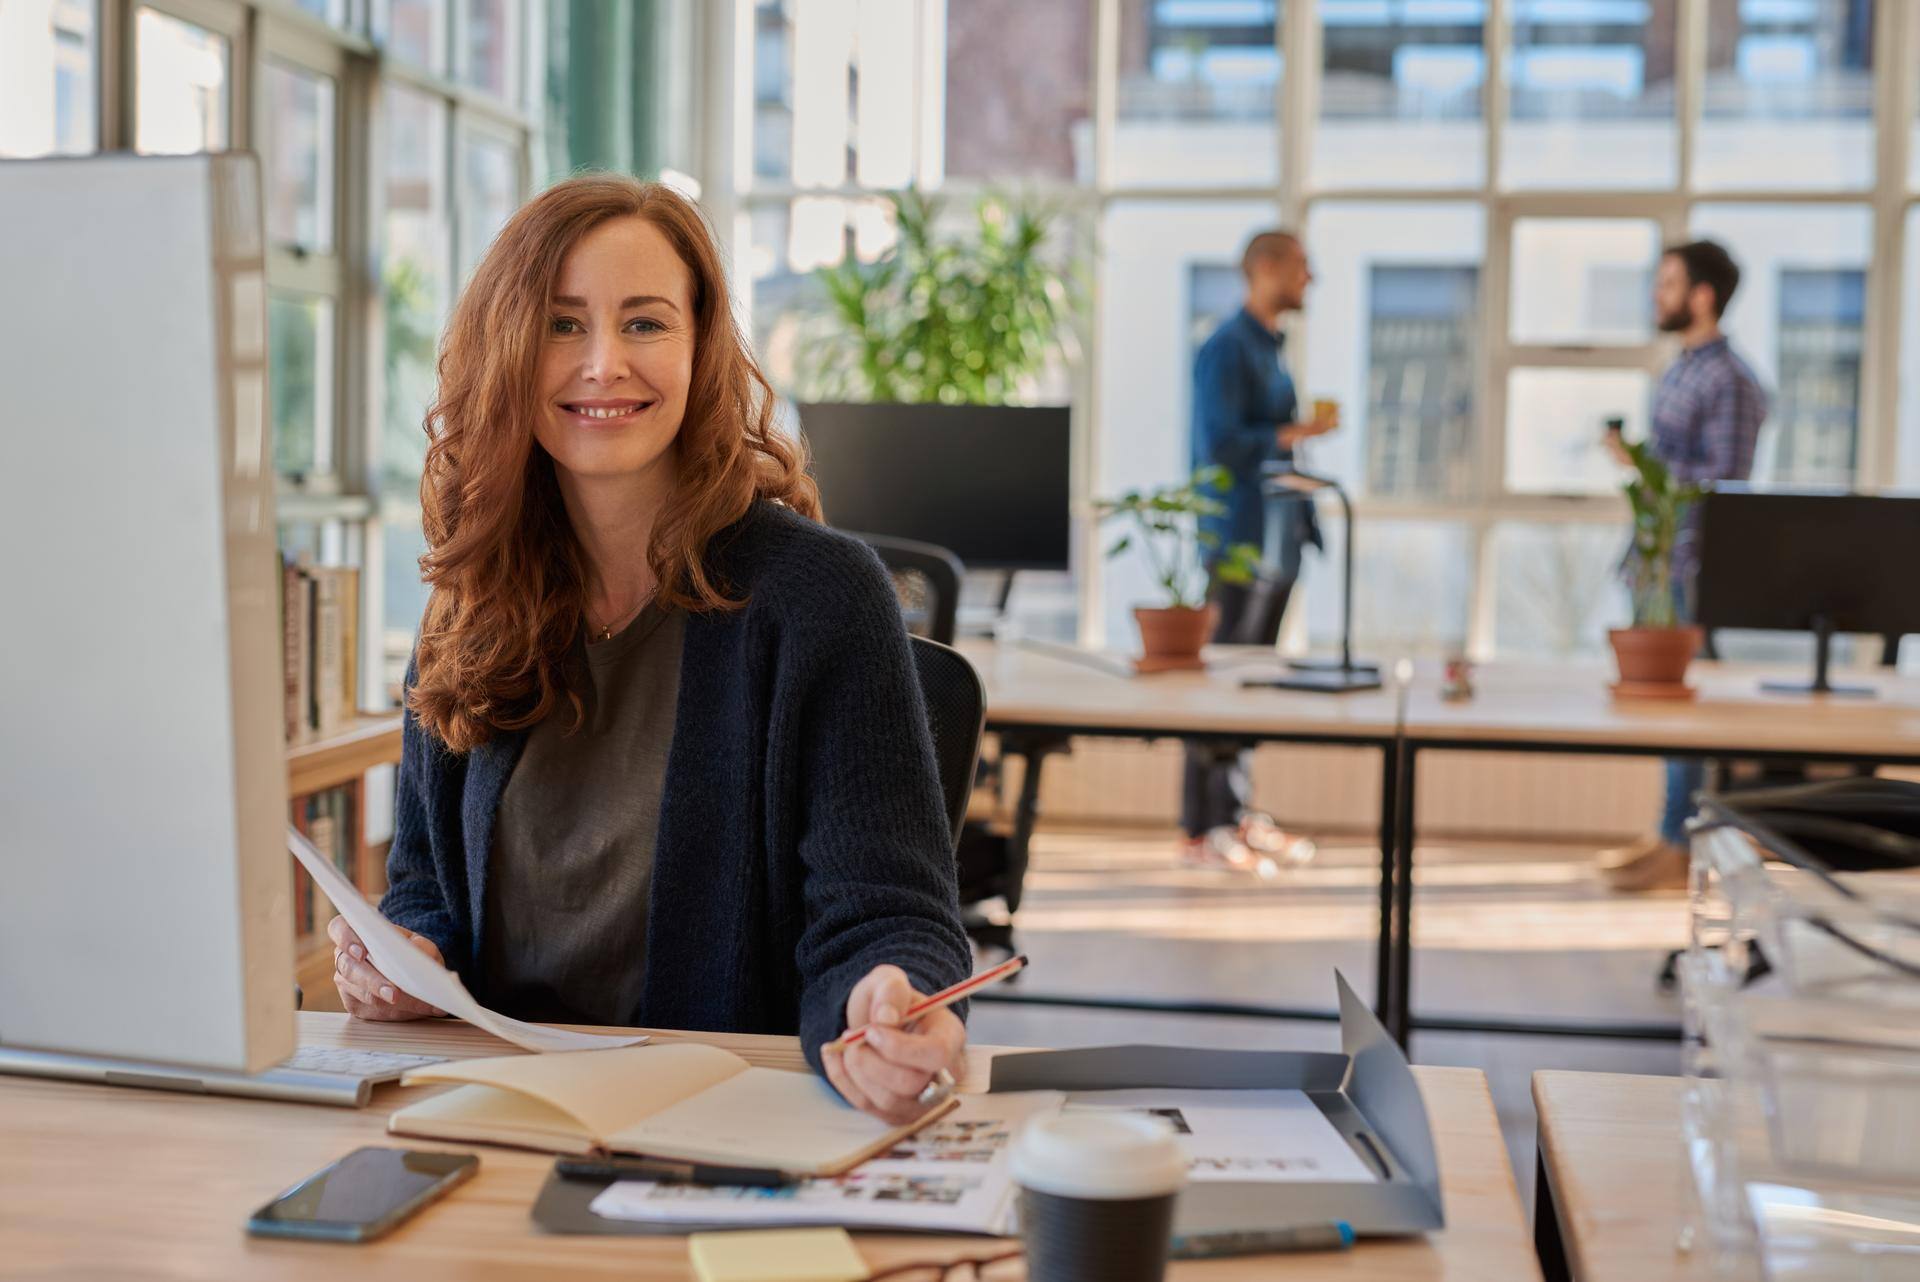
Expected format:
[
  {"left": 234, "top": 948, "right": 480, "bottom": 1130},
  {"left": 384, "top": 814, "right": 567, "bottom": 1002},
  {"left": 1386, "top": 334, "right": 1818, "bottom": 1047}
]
[
  {"left": 1180, "top": 230, "right": 1338, "bottom": 868},
  {"left": 1599, "top": 239, "right": 1768, "bottom": 892}
]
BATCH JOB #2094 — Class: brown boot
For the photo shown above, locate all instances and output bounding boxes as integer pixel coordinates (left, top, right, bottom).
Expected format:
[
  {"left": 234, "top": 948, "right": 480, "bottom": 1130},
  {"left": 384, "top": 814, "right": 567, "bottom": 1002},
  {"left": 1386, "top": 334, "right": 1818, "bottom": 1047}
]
[
  {"left": 1599, "top": 840, "right": 1689, "bottom": 893},
  {"left": 1596, "top": 834, "right": 1665, "bottom": 874}
]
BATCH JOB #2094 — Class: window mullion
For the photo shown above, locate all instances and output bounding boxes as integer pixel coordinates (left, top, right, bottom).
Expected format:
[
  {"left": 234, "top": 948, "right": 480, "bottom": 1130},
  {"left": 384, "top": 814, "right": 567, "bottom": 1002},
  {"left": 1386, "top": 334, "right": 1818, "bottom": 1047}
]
[
  {"left": 1091, "top": 0, "right": 1116, "bottom": 197},
  {"left": 1083, "top": 0, "right": 1118, "bottom": 645},
  {"left": 1279, "top": 0, "right": 1313, "bottom": 224},
  {"left": 1674, "top": 0, "right": 1704, "bottom": 201},
  {"left": 1483, "top": 0, "right": 1506, "bottom": 199},
  {"left": 337, "top": 49, "right": 374, "bottom": 502},
  {"left": 1861, "top": 0, "right": 1913, "bottom": 489}
]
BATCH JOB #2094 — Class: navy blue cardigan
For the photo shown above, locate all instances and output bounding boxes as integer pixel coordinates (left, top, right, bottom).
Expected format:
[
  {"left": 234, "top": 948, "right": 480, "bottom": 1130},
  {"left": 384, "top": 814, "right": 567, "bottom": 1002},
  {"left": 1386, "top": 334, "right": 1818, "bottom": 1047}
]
[{"left": 379, "top": 501, "right": 972, "bottom": 1074}]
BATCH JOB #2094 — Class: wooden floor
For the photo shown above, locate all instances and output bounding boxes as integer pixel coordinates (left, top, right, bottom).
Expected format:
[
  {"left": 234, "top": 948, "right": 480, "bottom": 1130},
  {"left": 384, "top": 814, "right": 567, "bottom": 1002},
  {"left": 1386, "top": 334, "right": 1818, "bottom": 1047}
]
[{"left": 966, "top": 826, "right": 1686, "bottom": 1211}]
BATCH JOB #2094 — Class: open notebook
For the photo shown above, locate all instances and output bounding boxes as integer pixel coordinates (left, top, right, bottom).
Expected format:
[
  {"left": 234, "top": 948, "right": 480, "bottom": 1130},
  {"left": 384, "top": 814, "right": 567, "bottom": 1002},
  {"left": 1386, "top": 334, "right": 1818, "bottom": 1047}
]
[{"left": 389, "top": 1043, "right": 958, "bottom": 1177}]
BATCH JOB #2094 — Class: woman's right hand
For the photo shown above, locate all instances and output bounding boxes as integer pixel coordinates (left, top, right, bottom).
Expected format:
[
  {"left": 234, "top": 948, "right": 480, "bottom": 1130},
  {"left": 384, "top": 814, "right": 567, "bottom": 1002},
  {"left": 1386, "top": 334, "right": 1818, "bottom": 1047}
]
[{"left": 327, "top": 915, "right": 448, "bottom": 1021}]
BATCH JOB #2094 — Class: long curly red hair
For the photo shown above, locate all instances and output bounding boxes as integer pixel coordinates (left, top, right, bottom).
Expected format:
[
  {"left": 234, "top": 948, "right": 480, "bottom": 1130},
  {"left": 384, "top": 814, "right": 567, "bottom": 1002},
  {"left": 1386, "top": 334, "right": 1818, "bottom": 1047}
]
[{"left": 407, "top": 175, "right": 819, "bottom": 751}]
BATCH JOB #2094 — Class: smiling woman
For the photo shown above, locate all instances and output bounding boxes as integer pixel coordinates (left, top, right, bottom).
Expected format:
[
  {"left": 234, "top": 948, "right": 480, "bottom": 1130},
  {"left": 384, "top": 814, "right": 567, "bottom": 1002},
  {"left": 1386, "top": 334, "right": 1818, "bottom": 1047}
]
[{"left": 325, "top": 174, "right": 974, "bottom": 1125}]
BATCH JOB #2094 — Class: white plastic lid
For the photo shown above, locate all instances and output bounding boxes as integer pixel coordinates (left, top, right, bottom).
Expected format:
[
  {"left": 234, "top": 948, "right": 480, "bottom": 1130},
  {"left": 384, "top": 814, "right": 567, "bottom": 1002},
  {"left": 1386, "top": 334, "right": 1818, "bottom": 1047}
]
[{"left": 1009, "top": 1112, "right": 1188, "bottom": 1201}]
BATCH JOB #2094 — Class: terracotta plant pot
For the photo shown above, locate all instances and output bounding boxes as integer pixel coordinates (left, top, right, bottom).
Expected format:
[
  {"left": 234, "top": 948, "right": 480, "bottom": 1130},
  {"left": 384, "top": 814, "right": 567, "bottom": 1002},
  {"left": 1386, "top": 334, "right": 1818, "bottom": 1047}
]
[
  {"left": 1132, "top": 604, "right": 1217, "bottom": 674},
  {"left": 1607, "top": 625, "right": 1704, "bottom": 700}
]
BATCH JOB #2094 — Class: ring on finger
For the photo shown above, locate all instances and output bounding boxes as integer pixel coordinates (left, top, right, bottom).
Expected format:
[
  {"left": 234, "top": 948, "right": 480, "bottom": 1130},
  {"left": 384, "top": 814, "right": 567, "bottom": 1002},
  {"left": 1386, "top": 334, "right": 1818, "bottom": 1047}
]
[{"left": 915, "top": 1067, "right": 956, "bottom": 1109}]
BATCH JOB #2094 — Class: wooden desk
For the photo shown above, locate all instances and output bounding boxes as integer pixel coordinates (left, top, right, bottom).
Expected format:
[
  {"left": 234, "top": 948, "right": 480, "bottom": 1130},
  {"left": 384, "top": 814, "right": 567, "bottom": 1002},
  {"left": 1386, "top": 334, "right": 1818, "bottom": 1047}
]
[
  {"left": 1401, "top": 659, "right": 1920, "bottom": 758},
  {"left": 1383, "top": 660, "right": 1920, "bottom": 1046},
  {"left": 957, "top": 638, "right": 1405, "bottom": 1023},
  {"left": 0, "top": 1013, "right": 1539, "bottom": 1281},
  {"left": 1532, "top": 1071, "right": 1710, "bottom": 1282},
  {"left": 959, "top": 638, "right": 1402, "bottom": 743}
]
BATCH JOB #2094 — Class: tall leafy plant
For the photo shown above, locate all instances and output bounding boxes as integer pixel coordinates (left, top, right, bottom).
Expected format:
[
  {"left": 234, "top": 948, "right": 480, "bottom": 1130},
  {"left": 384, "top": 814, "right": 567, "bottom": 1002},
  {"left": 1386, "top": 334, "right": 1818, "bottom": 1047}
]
[
  {"left": 804, "top": 190, "right": 1078, "bottom": 405},
  {"left": 1097, "top": 467, "right": 1262, "bottom": 610},
  {"left": 1621, "top": 440, "right": 1708, "bottom": 629}
]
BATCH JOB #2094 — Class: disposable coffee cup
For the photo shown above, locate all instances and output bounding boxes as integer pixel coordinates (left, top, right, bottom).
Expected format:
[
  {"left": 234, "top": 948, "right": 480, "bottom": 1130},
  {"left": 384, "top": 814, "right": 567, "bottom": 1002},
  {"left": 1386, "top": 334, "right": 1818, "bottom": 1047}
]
[
  {"left": 1010, "top": 1112, "right": 1186, "bottom": 1282},
  {"left": 1312, "top": 397, "right": 1339, "bottom": 426}
]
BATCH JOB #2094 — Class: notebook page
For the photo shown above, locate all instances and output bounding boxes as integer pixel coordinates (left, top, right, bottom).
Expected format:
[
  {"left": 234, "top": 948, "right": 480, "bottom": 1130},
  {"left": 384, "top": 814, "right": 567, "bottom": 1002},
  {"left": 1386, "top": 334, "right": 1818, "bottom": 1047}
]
[
  {"left": 401, "top": 1042, "right": 748, "bottom": 1141},
  {"left": 611, "top": 1066, "right": 907, "bottom": 1171},
  {"left": 290, "top": 826, "right": 644, "bottom": 1053}
]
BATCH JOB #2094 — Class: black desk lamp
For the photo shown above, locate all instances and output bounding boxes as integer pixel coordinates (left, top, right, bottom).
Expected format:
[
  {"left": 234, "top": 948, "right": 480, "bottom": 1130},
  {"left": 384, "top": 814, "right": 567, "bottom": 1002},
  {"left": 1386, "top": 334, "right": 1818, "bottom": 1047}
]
[{"left": 1245, "top": 469, "right": 1383, "bottom": 694}]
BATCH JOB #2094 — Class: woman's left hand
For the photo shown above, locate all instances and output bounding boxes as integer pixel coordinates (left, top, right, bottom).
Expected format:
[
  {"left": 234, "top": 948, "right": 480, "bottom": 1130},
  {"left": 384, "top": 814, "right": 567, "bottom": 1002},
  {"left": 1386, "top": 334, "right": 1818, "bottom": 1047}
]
[{"left": 822, "top": 964, "right": 966, "bottom": 1125}]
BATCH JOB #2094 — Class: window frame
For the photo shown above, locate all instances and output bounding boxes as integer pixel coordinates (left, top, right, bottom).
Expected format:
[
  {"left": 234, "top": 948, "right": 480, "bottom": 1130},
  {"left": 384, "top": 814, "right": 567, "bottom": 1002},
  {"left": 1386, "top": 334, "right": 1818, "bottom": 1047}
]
[
  {"left": 62, "top": 0, "right": 543, "bottom": 704},
  {"left": 715, "top": 0, "right": 1920, "bottom": 659}
]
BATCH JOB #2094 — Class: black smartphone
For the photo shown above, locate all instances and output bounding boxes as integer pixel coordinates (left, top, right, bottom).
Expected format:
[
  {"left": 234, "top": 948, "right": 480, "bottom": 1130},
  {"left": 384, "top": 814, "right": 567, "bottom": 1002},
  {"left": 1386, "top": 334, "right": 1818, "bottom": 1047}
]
[{"left": 246, "top": 1147, "right": 477, "bottom": 1243}]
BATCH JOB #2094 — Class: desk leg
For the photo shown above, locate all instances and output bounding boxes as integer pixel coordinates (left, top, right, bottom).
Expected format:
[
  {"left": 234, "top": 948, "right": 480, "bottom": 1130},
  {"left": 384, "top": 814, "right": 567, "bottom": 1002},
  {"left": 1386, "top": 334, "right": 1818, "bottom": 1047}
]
[
  {"left": 1535, "top": 1148, "right": 1573, "bottom": 1282},
  {"left": 1374, "top": 740, "right": 1398, "bottom": 1022},
  {"left": 1389, "top": 743, "right": 1418, "bottom": 1049},
  {"left": 1002, "top": 735, "right": 1069, "bottom": 916}
]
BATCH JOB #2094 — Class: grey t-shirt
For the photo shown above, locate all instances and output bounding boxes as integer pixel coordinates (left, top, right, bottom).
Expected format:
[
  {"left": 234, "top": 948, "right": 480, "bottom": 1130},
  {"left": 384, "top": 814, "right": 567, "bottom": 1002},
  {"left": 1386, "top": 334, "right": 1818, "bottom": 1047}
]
[{"left": 479, "top": 602, "right": 684, "bottom": 1026}]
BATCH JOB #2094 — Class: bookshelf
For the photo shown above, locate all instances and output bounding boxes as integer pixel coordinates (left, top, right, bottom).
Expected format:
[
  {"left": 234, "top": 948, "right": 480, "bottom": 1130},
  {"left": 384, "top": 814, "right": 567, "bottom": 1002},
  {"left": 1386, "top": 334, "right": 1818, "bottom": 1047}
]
[
  {"left": 287, "top": 713, "right": 404, "bottom": 797},
  {"left": 287, "top": 714, "right": 404, "bottom": 971}
]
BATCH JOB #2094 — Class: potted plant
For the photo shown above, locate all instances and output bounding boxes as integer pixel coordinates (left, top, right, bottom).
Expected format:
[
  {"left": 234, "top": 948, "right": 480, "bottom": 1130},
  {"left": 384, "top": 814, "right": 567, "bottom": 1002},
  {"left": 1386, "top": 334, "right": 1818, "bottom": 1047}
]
[
  {"left": 1610, "top": 441, "right": 1709, "bottom": 699},
  {"left": 803, "top": 189, "right": 1081, "bottom": 404},
  {"left": 1097, "top": 467, "right": 1262, "bottom": 673}
]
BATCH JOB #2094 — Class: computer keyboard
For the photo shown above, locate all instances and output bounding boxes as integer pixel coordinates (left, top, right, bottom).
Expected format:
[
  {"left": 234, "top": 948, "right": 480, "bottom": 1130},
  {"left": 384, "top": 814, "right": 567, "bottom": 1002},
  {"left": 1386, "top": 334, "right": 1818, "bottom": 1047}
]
[
  {"left": 230, "top": 1045, "right": 450, "bottom": 1106},
  {"left": 278, "top": 1045, "right": 448, "bottom": 1079},
  {"left": 0, "top": 1043, "right": 449, "bottom": 1108}
]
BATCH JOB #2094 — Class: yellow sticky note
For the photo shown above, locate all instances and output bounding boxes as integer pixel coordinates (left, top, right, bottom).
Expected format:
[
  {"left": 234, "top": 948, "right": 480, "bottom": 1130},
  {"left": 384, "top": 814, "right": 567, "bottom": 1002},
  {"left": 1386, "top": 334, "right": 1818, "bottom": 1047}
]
[{"left": 687, "top": 1228, "right": 868, "bottom": 1282}]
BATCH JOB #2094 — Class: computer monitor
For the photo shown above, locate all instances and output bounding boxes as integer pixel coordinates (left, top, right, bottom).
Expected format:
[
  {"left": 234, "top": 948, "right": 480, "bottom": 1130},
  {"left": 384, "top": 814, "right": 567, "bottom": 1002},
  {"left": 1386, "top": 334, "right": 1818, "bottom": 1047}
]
[
  {"left": 1695, "top": 489, "right": 1920, "bottom": 696},
  {"left": 0, "top": 155, "right": 294, "bottom": 1072},
  {"left": 795, "top": 402, "right": 1072, "bottom": 572}
]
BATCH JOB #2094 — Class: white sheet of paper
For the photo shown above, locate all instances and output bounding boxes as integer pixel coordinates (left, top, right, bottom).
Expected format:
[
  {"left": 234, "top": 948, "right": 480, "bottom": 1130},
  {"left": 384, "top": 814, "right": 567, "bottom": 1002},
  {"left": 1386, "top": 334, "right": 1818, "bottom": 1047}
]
[
  {"left": 287, "top": 827, "right": 643, "bottom": 1053},
  {"left": 1063, "top": 1088, "right": 1377, "bottom": 1184},
  {"left": 587, "top": 1092, "right": 1062, "bottom": 1234}
]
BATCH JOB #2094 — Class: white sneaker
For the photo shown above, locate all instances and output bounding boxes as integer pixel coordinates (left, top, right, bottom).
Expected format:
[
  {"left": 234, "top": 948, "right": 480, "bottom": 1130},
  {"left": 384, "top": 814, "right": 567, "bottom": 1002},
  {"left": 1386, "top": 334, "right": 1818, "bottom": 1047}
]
[{"left": 1239, "top": 812, "right": 1316, "bottom": 868}]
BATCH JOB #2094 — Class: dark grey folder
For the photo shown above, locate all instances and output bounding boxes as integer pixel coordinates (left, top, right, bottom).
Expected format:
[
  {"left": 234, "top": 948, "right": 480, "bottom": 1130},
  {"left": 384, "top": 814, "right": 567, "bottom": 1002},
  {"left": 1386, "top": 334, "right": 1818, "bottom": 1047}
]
[
  {"left": 532, "top": 972, "right": 1441, "bottom": 1238},
  {"left": 985, "top": 972, "right": 1443, "bottom": 1237}
]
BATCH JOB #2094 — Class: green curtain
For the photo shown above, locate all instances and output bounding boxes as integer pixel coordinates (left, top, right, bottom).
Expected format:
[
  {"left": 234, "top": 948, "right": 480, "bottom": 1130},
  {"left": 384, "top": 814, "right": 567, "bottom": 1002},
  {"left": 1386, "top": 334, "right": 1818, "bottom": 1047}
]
[{"left": 546, "top": 0, "right": 686, "bottom": 182}]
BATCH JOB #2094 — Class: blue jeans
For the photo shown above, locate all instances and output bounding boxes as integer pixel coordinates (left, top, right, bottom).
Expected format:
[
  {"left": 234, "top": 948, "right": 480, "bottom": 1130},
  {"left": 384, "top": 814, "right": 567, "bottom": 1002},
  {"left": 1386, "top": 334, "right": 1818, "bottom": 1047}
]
[
  {"left": 1660, "top": 758, "right": 1705, "bottom": 847},
  {"left": 1657, "top": 577, "right": 1702, "bottom": 847}
]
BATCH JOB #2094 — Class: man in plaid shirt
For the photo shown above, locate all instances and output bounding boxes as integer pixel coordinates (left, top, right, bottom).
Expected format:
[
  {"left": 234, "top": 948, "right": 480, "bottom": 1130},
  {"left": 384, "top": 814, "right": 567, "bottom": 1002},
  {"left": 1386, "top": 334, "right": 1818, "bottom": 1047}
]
[{"left": 1599, "top": 240, "right": 1768, "bottom": 892}]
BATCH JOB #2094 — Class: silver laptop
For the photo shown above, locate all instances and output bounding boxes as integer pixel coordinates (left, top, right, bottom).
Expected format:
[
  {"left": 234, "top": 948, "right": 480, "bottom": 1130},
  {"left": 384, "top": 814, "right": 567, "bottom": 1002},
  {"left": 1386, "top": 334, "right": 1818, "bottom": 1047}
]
[
  {"left": 0, "top": 1044, "right": 447, "bottom": 1108},
  {"left": 0, "top": 155, "right": 425, "bottom": 1107}
]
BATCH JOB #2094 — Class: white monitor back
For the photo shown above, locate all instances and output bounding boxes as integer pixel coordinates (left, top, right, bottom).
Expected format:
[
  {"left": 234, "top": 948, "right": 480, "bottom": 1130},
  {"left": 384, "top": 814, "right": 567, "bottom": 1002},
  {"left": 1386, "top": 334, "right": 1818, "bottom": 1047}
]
[{"left": 0, "top": 154, "right": 294, "bottom": 1072}]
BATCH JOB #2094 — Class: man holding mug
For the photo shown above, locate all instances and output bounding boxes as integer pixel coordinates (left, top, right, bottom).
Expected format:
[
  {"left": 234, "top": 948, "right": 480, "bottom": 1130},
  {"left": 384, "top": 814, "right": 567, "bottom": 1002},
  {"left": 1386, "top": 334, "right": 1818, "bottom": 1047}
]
[
  {"left": 1597, "top": 239, "right": 1768, "bottom": 891},
  {"left": 1180, "top": 230, "right": 1339, "bottom": 868}
]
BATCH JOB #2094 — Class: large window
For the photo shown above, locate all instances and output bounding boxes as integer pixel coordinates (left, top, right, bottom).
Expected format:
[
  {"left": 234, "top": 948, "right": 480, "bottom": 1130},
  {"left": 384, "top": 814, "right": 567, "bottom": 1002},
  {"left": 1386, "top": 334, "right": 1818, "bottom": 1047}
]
[
  {"left": 728, "top": 0, "right": 1918, "bottom": 659},
  {"left": 1696, "top": 0, "right": 1876, "bottom": 192},
  {"left": 1301, "top": 202, "right": 1485, "bottom": 504},
  {"left": 1316, "top": 0, "right": 1485, "bottom": 190},
  {"left": 134, "top": 6, "right": 233, "bottom": 155},
  {"left": 0, "top": 0, "right": 99, "bottom": 158},
  {"left": 1116, "top": 0, "right": 1280, "bottom": 187},
  {"left": 1503, "top": 0, "right": 1677, "bottom": 189},
  {"left": 7, "top": 0, "right": 543, "bottom": 699}
]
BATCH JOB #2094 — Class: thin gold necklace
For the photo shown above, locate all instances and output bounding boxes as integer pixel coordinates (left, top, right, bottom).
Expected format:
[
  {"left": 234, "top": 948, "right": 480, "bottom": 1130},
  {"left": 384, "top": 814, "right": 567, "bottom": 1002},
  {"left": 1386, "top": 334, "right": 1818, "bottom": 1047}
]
[{"left": 588, "top": 588, "right": 655, "bottom": 643}]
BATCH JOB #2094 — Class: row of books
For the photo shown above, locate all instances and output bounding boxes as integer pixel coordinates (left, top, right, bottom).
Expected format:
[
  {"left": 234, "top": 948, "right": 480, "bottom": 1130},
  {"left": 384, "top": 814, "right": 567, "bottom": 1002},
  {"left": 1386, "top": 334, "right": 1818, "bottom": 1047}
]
[
  {"left": 291, "top": 785, "right": 361, "bottom": 941},
  {"left": 281, "top": 557, "right": 361, "bottom": 746}
]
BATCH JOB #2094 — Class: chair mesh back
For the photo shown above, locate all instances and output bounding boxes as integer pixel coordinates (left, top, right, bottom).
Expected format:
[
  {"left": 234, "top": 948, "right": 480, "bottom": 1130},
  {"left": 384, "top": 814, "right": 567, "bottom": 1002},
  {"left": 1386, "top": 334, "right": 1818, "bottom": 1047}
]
[
  {"left": 887, "top": 568, "right": 936, "bottom": 638},
  {"left": 909, "top": 637, "right": 985, "bottom": 849},
  {"left": 857, "top": 534, "right": 963, "bottom": 645}
]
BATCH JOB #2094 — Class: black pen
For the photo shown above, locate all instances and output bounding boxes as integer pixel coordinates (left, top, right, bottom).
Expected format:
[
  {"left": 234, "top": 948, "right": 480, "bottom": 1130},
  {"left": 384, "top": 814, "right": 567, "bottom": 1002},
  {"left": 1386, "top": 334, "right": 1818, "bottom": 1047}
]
[
  {"left": 553, "top": 1156, "right": 796, "bottom": 1188},
  {"left": 1170, "top": 1222, "right": 1355, "bottom": 1259}
]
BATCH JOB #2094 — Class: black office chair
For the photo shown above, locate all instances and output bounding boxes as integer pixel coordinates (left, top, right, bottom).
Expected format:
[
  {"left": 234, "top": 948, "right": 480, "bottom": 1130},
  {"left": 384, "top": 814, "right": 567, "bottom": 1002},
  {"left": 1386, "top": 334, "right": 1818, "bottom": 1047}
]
[
  {"left": 859, "top": 534, "right": 1031, "bottom": 956},
  {"left": 908, "top": 635, "right": 986, "bottom": 851},
  {"left": 857, "top": 533, "right": 965, "bottom": 646},
  {"left": 1222, "top": 572, "right": 1297, "bottom": 646}
]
